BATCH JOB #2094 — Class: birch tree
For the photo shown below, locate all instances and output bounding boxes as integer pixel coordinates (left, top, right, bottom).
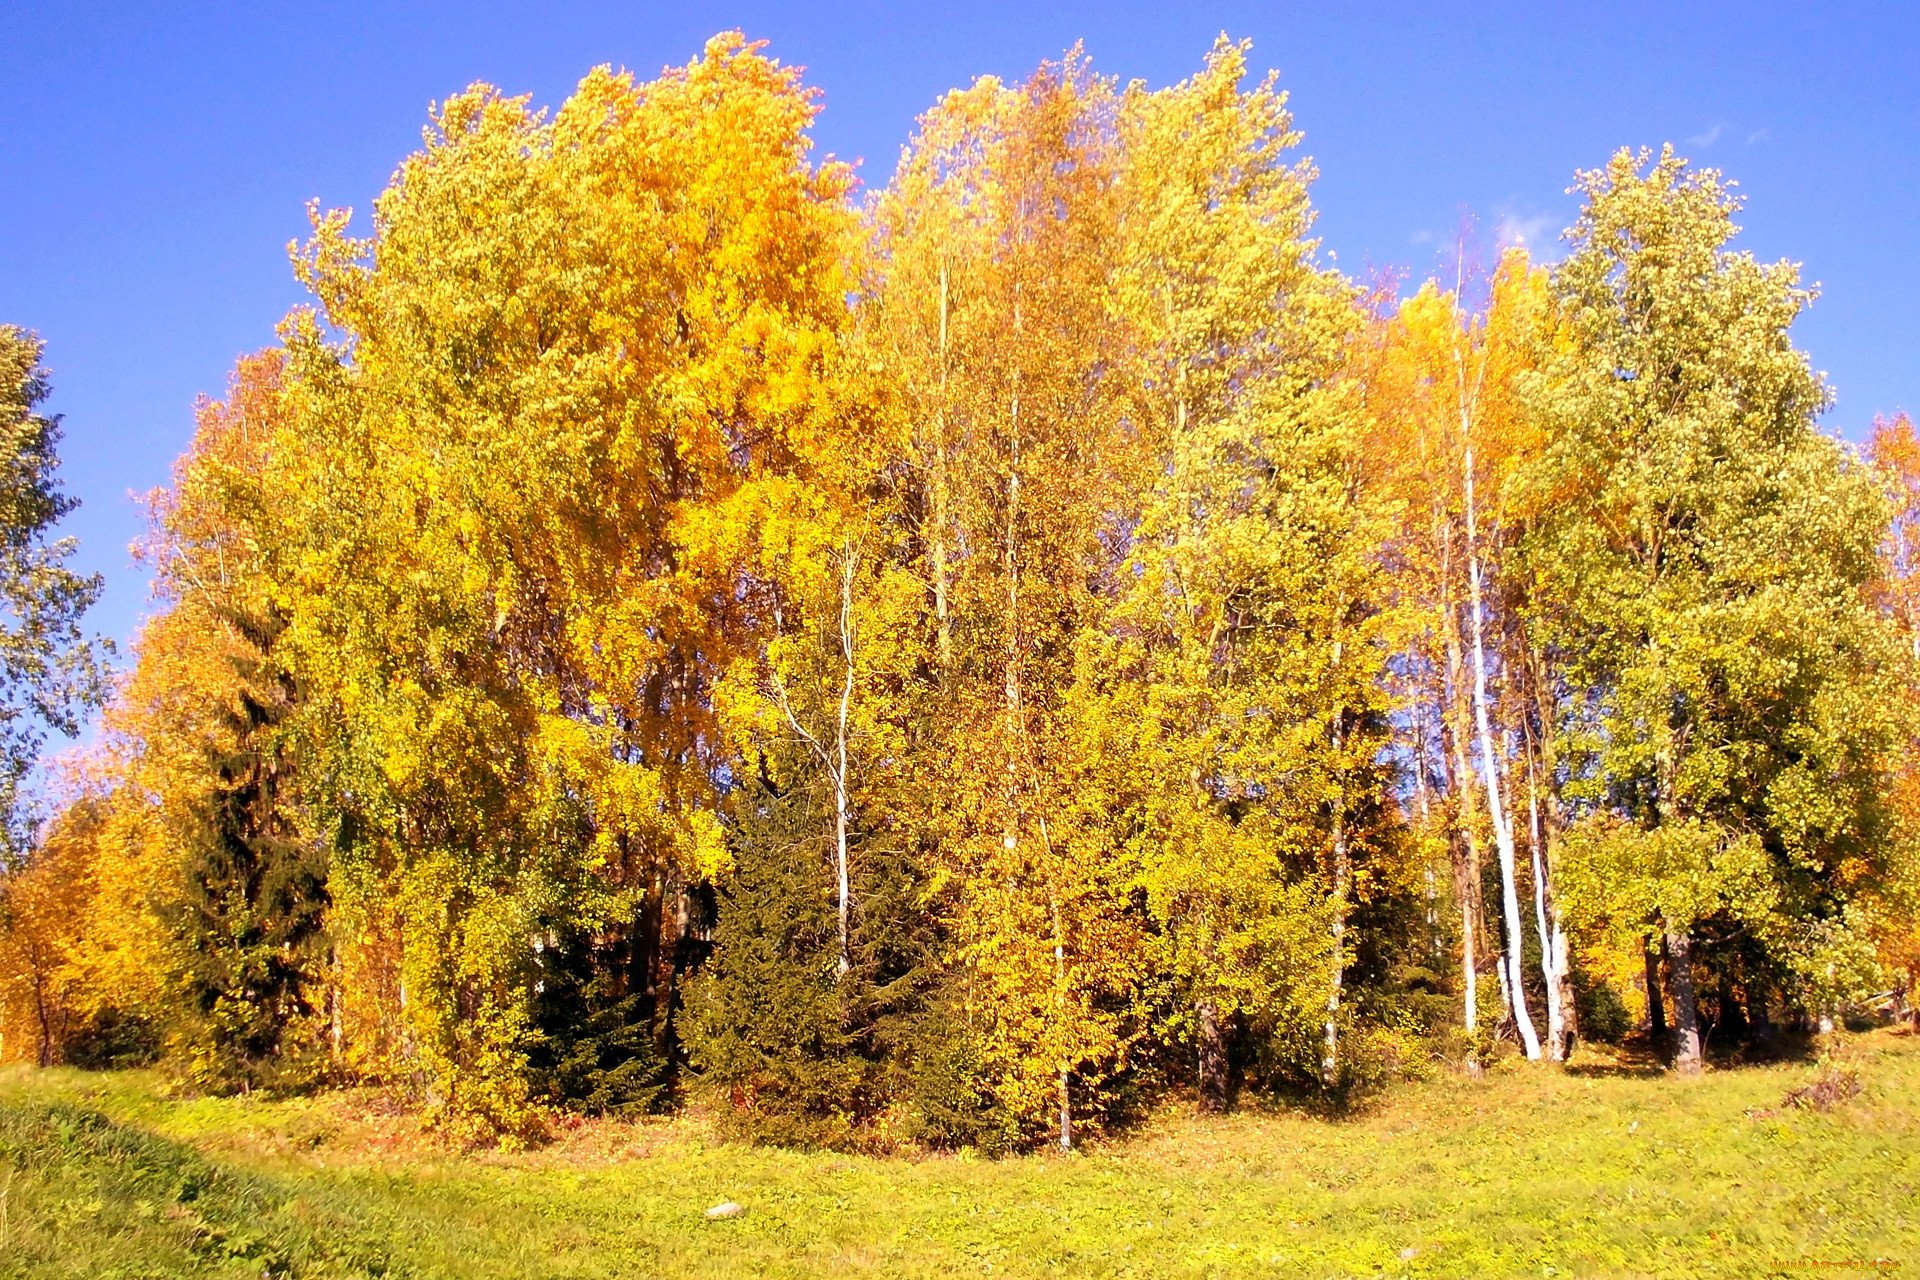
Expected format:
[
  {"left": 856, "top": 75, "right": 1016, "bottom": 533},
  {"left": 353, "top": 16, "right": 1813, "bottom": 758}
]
[
  {"left": 873, "top": 54, "right": 1153, "bottom": 1150},
  {"left": 1082, "top": 38, "right": 1396, "bottom": 1103},
  {"left": 1372, "top": 257, "right": 1563, "bottom": 1060}
]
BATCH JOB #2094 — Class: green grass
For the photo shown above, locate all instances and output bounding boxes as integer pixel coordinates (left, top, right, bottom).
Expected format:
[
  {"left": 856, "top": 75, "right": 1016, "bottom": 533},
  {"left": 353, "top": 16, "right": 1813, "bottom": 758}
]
[{"left": 2, "top": 1032, "right": 1916, "bottom": 1279}]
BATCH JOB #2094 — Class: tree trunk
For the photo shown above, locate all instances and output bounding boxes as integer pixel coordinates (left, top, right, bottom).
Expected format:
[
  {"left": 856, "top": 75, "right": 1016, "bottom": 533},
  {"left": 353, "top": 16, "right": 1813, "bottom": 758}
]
[
  {"left": 1643, "top": 936, "right": 1668, "bottom": 1042},
  {"left": 651, "top": 873, "right": 688, "bottom": 1064},
  {"left": 1665, "top": 924, "right": 1703, "bottom": 1076},
  {"left": 1057, "top": 1067, "right": 1073, "bottom": 1153},
  {"left": 1461, "top": 886, "right": 1481, "bottom": 1073},
  {"left": 770, "top": 544, "right": 862, "bottom": 982},
  {"left": 1527, "top": 773, "right": 1566, "bottom": 1060},
  {"left": 1495, "top": 948, "right": 1516, "bottom": 1041},
  {"left": 832, "top": 546, "right": 858, "bottom": 980},
  {"left": 832, "top": 751, "right": 851, "bottom": 980},
  {"left": 1464, "top": 540, "right": 1540, "bottom": 1060},
  {"left": 1523, "top": 647, "right": 1577, "bottom": 1061},
  {"left": 1052, "top": 898, "right": 1073, "bottom": 1153},
  {"left": 1414, "top": 727, "right": 1441, "bottom": 964},
  {"left": 1322, "top": 830, "right": 1349, "bottom": 1087},
  {"left": 1323, "top": 713, "right": 1350, "bottom": 1088},
  {"left": 1748, "top": 975, "right": 1774, "bottom": 1049},
  {"left": 1716, "top": 965, "right": 1745, "bottom": 1042},
  {"left": 1453, "top": 819, "right": 1484, "bottom": 1075},
  {"left": 1443, "top": 782, "right": 1474, "bottom": 1074},
  {"left": 1437, "top": 518, "right": 1483, "bottom": 1075},
  {"left": 1456, "top": 328, "right": 1539, "bottom": 1061},
  {"left": 1443, "top": 681, "right": 1482, "bottom": 1067},
  {"left": 1197, "top": 998, "right": 1231, "bottom": 1114},
  {"left": 931, "top": 257, "right": 953, "bottom": 675},
  {"left": 33, "top": 970, "right": 54, "bottom": 1069},
  {"left": 1552, "top": 921, "right": 1576, "bottom": 1058}
]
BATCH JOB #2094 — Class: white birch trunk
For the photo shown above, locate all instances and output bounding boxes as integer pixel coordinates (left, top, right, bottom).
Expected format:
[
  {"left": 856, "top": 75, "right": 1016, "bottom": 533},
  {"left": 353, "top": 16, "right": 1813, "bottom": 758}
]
[
  {"left": 1461, "top": 866, "right": 1479, "bottom": 1049},
  {"left": 833, "top": 547, "right": 857, "bottom": 978},
  {"left": 1438, "top": 503, "right": 1483, "bottom": 1068},
  {"left": 1054, "top": 895, "right": 1072, "bottom": 1152},
  {"left": 1462, "top": 446, "right": 1542, "bottom": 1061},
  {"left": 932, "top": 257, "right": 953, "bottom": 674},
  {"left": 1527, "top": 765, "right": 1565, "bottom": 1059},
  {"left": 768, "top": 542, "right": 862, "bottom": 982}
]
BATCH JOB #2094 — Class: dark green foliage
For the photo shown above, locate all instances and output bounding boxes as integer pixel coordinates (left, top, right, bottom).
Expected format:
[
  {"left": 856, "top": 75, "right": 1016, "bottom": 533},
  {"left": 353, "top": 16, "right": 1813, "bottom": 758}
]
[
  {"left": 168, "top": 617, "right": 329, "bottom": 1094},
  {"left": 0, "top": 327, "right": 109, "bottom": 855},
  {"left": 683, "top": 769, "right": 871, "bottom": 1146},
  {"left": 684, "top": 761, "right": 949, "bottom": 1149},
  {"left": 525, "top": 923, "right": 673, "bottom": 1117},
  {"left": 891, "top": 1001, "right": 1021, "bottom": 1154},
  {"left": 64, "top": 1006, "right": 163, "bottom": 1071},
  {"left": 1572, "top": 963, "right": 1633, "bottom": 1045}
]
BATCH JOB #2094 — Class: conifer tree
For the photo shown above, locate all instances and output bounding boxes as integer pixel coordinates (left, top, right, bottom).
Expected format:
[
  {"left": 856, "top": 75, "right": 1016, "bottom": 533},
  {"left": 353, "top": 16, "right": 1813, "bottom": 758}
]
[
  {"left": 166, "top": 611, "right": 329, "bottom": 1093},
  {"left": 684, "top": 757, "right": 940, "bottom": 1147}
]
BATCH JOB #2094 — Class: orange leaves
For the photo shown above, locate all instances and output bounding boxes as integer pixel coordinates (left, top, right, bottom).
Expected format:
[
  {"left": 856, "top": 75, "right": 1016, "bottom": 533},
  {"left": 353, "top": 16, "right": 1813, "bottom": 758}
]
[
  {"left": 1366, "top": 249, "right": 1552, "bottom": 521},
  {"left": 1869, "top": 412, "right": 1920, "bottom": 628},
  {"left": 207, "top": 33, "right": 869, "bottom": 1120}
]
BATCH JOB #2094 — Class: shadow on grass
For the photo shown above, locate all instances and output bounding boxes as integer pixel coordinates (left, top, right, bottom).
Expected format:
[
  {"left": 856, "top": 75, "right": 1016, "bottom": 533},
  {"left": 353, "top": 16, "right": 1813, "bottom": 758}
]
[
  {"left": 1563, "top": 1026, "right": 1842, "bottom": 1080},
  {"left": 1718, "top": 1028, "right": 1823, "bottom": 1066},
  {"left": 1549, "top": 1030, "right": 1667, "bottom": 1079},
  {"left": 0, "top": 1095, "right": 397, "bottom": 1277},
  {"left": 1564, "top": 1060, "right": 1667, "bottom": 1080}
]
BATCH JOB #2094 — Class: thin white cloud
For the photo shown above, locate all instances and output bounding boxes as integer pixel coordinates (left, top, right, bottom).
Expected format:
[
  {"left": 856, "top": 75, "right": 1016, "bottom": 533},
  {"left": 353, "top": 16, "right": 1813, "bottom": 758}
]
[
  {"left": 1746, "top": 127, "right": 1770, "bottom": 145},
  {"left": 1409, "top": 229, "right": 1436, "bottom": 246},
  {"left": 1686, "top": 123, "right": 1724, "bottom": 148},
  {"left": 1495, "top": 212, "right": 1554, "bottom": 253}
]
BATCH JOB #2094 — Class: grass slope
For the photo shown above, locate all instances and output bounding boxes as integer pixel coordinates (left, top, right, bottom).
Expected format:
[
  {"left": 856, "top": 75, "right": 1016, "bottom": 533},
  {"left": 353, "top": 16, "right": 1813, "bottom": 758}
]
[{"left": 1, "top": 1031, "right": 1915, "bottom": 1279}]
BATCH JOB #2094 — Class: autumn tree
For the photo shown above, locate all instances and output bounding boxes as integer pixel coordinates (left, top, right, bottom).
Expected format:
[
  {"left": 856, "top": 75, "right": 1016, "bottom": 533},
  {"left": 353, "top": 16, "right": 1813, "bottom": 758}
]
[
  {"left": 1528, "top": 147, "right": 1908, "bottom": 1073},
  {"left": 1866, "top": 412, "right": 1920, "bottom": 1021},
  {"left": 870, "top": 53, "right": 1160, "bottom": 1150},
  {"left": 0, "top": 795, "right": 105, "bottom": 1065},
  {"left": 272, "top": 35, "right": 855, "bottom": 1135},
  {"left": 1366, "top": 250, "right": 1576, "bottom": 1063},
  {"left": 108, "top": 353, "right": 329, "bottom": 1093},
  {"left": 1077, "top": 39, "right": 1405, "bottom": 1107},
  {"left": 1871, "top": 413, "right": 1920, "bottom": 654}
]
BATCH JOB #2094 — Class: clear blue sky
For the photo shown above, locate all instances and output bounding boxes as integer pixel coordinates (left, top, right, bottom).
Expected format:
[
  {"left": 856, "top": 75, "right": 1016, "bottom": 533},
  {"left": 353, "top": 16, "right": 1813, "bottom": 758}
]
[{"left": 3, "top": 1, "right": 1916, "bottom": 662}]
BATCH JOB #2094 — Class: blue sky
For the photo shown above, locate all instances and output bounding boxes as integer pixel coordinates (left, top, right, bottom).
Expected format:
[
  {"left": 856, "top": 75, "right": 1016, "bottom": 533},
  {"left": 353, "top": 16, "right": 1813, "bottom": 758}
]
[{"left": 3, "top": 1, "right": 1916, "bottom": 663}]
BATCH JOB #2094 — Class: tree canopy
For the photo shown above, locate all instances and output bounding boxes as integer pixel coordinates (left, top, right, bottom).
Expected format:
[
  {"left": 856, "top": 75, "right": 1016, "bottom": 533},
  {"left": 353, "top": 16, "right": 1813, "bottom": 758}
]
[{"left": 4, "top": 36, "right": 1916, "bottom": 1150}]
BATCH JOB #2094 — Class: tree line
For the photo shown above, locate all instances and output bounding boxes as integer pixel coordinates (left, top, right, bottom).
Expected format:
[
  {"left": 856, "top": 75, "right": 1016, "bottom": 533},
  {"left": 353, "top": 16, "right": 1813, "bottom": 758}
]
[{"left": 3, "top": 33, "right": 1918, "bottom": 1151}]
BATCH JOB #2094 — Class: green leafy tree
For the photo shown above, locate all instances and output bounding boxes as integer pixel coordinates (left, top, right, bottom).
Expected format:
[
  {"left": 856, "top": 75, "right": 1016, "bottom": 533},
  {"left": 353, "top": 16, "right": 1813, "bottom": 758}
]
[
  {"left": 0, "top": 327, "right": 110, "bottom": 853},
  {"left": 1523, "top": 147, "right": 1910, "bottom": 1071}
]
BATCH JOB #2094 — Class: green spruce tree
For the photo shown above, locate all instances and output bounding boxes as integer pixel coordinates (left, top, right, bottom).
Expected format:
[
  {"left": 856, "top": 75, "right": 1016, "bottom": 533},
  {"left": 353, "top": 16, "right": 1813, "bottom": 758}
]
[{"left": 168, "top": 612, "right": 329, "bottom": 1093}]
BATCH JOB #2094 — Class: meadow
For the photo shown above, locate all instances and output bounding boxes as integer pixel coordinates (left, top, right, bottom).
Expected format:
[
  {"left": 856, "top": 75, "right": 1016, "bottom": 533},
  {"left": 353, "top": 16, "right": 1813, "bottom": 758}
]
[{"left": 2, "top": 1029, "right": 1914, "bottom": 1279}]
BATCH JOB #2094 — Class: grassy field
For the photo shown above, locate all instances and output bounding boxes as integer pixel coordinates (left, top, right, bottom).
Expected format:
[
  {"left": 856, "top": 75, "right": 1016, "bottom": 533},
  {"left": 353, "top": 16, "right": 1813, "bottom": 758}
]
[{"left": 0, "top": 1031, "right": 1914, "bottom": 1279}]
